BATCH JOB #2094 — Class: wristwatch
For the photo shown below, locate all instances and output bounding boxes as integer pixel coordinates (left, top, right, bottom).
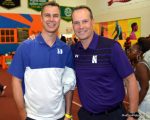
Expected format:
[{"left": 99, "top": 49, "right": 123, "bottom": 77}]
[{"left": 128, "top": 112, "right": 140, "bottom": 119}]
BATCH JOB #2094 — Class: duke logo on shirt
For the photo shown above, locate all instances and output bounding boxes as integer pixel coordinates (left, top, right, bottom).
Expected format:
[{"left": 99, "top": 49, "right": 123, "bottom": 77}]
[
  {"left": 92, "top": 55, "right": 97, "bottom": 63},
  {"left": 57, "top": 48, "right": 63, "bottom": 54}
]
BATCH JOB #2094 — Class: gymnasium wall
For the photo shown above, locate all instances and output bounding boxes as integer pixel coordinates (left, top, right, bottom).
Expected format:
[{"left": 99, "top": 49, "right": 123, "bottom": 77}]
[
  {"left": 0, "top": 0, "right": 86, "bottom": 35},
  {"left": 87, "top": 0, "right": 150, "bottom": 37}
]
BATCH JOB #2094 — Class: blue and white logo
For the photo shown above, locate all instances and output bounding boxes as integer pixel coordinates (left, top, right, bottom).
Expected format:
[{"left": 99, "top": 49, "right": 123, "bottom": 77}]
[{"left": 57, "top": 48, "right": 63, "bottom": 54}]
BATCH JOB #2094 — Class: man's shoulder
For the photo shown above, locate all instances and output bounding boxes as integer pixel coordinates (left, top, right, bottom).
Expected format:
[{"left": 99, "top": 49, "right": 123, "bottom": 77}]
[
  {"left": 17, "top": 39, "right": 37, "bottom": 53},
  {"left": 97, "top": 36, "right": 116, "bottom": 48},
  {"left": 21, "top": 39, "right": 34, "bottom": 45}
]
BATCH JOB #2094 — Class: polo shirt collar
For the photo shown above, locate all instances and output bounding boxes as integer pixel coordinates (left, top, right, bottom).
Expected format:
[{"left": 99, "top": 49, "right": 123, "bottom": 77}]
[
  {"left": 77, "top": 32, "right": 99, "bottom": 50},
  {"left": 36, "top": 33, "right": 62, "bottom": 47}
]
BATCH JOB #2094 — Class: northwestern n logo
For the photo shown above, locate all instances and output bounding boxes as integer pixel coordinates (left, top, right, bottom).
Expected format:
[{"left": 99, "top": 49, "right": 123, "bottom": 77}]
[{"left": 92, "top": 55, "right": 97, "bottom": 63}]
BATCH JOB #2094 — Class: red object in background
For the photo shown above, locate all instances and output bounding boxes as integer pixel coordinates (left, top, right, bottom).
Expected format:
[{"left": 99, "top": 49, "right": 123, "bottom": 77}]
[{"left": 108, "top": 0, "right": 131, "bottom": 6}]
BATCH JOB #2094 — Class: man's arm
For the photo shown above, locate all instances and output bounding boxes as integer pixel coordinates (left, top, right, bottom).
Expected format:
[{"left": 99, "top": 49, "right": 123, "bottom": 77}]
[
  {"left": 124, "top": 73, "right": 139, "bottom": 120},
  {"left": 62, "top": 67, "right": 76, "bottom": 120},
  {"left": 64, "top": 90, "right": 73, "bottom": 120},
  {"left": 12, "top": 76, "right": 26, "bottom": 120}
]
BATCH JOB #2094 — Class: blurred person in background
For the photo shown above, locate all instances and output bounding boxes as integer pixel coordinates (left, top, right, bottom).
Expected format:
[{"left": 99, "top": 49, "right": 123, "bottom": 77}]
[
  {"left": 60, "top": 35, "right": 67, "bottom": 43},
  {"left": 127, "top": 37, "right": 150, "bottom": 119},
  {"left": 124, "top": 37, "right": 131, "bottom": 54}
]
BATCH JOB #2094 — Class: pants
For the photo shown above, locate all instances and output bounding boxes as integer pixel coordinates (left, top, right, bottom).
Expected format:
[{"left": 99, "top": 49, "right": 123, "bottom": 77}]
[
  {"left": 26, "top": 116, "right": 64, "bottom": 120},
  {"left": 78, "top": 104, "right": 127, "bottom": 120}
]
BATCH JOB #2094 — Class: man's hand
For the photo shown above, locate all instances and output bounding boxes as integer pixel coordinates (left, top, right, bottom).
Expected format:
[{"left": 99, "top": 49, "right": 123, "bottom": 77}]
[{"left": 28, "top": 34, "right": 36, "bottom": 40}]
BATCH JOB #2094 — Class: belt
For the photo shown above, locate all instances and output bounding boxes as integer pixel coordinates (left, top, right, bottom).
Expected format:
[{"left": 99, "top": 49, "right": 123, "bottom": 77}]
[{"left": 84, "top": 102, "right": 122, "bottom": 116}]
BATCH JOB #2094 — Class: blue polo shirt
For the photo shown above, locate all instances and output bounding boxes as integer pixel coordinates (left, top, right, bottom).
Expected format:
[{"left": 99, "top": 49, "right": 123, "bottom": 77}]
[
  {"left": 8, "top": 33, "right": 76, "bottom": 119},
  {"left": 8, "top": 34, "right": 74, "bottom": 79},
  {"left": 72, "top": 33, "right": 133, "bottom": 113}
]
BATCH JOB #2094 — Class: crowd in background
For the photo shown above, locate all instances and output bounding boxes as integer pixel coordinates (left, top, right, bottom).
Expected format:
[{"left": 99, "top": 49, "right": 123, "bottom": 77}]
[
  {"left": 60, "top": 34, "right": 79, "bottom": 46},
  {"left": 125, "top": 34, "right": 150, "bottom": 119}
]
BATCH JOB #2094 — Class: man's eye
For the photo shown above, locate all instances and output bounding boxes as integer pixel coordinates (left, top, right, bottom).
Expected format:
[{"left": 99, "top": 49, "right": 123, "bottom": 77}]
[
  {"left": 44, "top": 14, "right": 50, "bottom": 17},
  {"left": 53, "top": 15, "right": 59, "bottom": 18},
  {"left": 82, "top": 20, "right": 88, "bottom": 23},
  {"left": 73, "top": 22, "right": 79, "bottom": 25}
]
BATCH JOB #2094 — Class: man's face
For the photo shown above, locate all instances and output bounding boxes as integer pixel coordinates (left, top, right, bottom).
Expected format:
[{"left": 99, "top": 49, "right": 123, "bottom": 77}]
[
  {"left": 41, "top": 6, "right": 60, "bottom": 33},
  {"left": 72, "top": 9, "right": 94, "bottom": 41}
]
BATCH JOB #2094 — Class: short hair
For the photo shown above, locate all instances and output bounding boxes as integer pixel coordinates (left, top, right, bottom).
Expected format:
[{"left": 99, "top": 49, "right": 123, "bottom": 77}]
[
  {"left": 41, "top": 1, "right": 60, "bottom": 14},
  {"left": 131, "top": 22, "right": 137, "bottom": 29},
  {"left": 71, "top": 5, "right": 93, "bottom": 20}
]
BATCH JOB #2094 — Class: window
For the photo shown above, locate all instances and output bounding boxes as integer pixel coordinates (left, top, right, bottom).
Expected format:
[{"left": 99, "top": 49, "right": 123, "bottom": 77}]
[
  {"left": 17, "top": 28, "right": 29, "bottom": 42},
  {"left": 0, "top": 29, "right": 17, "bottom": 43}
]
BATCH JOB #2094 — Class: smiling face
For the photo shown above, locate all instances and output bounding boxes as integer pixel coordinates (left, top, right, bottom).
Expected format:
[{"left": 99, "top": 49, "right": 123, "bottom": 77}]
[
  {"left": 72, "top": 8, "right": 94, "bottom": 42},
  {"left": 41, "top": 5, "right": 60, "bottom": 34}
]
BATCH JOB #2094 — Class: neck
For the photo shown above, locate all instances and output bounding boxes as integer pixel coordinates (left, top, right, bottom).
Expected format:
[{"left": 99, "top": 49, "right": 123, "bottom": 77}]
[
  {"left": 41, "top": 31, "right": 57, "bottom": 47},
  {"left": 80, "top": 32, "right": 94, "bottom": 49}
]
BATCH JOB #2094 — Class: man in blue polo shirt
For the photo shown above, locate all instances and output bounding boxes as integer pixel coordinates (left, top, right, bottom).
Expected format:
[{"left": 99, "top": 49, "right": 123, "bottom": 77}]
[
  {"left": 8, "top": 2, "right": 76, "bottom": 120},
  {"left": 71, "top": 5, "right": 139, "bottom": 120}
]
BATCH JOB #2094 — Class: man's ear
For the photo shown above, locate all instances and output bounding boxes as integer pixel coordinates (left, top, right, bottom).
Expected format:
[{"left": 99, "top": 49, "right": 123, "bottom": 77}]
[
  {"left": 92, "top": 19, "right": 95, "bottom": 25},
  {"left": 41, "top": 15, "right": 43, "bottom": 23}
]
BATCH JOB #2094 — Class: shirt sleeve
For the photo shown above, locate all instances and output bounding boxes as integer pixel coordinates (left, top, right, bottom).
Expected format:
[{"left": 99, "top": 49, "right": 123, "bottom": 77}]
[
  {"left": 111, "top": 42, "right": 134, "bottom": 79},
  {"left": 62, "top": 48, "right": 76, "bottom": 94},
  {"left": 8, "top": 43, "right": 26, "bottom": 80}
]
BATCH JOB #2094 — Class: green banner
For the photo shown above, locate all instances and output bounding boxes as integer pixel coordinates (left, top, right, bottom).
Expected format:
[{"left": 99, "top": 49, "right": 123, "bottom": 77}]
[
  {"left": 61, "top": 6, "right": 74, "bottom": 22},
  {"left": 28, "top": 0, "right": 48, "bottom": 11}
]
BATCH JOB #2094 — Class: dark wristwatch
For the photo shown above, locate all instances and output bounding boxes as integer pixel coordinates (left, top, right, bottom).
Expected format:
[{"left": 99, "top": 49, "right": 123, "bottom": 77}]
[{"left": 128, "top": 112, "right": 140, "bottom": 119}]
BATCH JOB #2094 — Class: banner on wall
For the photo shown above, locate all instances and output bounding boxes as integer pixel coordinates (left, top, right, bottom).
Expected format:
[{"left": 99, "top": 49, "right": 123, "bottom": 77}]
[
  {"left": 0, "top": 0, "right": 20, "bottom": 9},
  {"left": 61, "top": 6, "right": 74, "bottom": 22},
  {"left": 28, "top": 0, "right": 48, "bottom": 11}
]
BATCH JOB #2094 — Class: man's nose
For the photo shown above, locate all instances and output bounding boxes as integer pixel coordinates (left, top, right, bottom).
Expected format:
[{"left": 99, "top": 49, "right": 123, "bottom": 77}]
[
  {"left": 79, "top": 22, "right": 84, "bottom": 28},
  {"left": 49, "top": 16, "right": 54, "bottom": 21}
]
